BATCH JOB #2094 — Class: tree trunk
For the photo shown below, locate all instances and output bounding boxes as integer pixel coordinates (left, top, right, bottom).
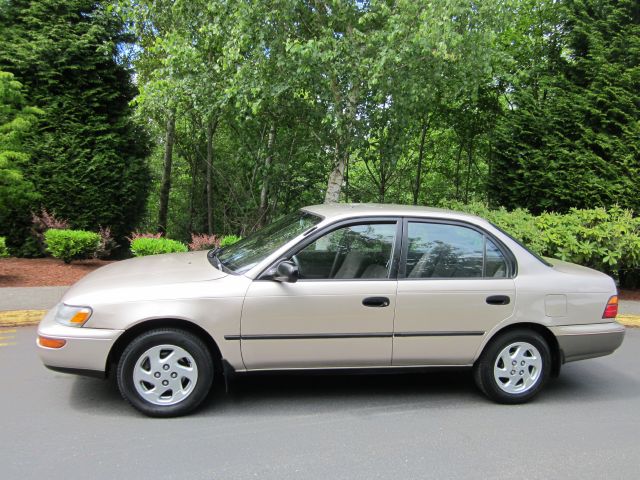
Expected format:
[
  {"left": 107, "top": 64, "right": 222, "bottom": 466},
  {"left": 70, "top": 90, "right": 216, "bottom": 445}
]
[
  {"left": 206, "top": 118, "right": 218, "bottom": 235},
  {"left": 188, "top": 154, "right": 197, "bottom": 235},
  {"left": 487, "top": 138, "right": 493, "bottom": 205},
  {"left": 413, "top": 120, "right": 429, "bottom": 205},
  {"left": 324, "top": 66, "right": 358, "bottom": 204},
  {"left": 464, "top": 145, "right": 473, "bottom": 203},
  {"left": 158, "top": 113, "right": 176, "bottom": 235},
  {"left": 258, "top": 124, "right": 276, "bottom": 227},
  {"left": 324, "top": 145, "right": 347, "bottom": 203},
  {"left": 379, "top": 150, "right": 386, "bottom": 203},
  {"left": 454, "top": 143, "right": 463, "bottom": 201}
]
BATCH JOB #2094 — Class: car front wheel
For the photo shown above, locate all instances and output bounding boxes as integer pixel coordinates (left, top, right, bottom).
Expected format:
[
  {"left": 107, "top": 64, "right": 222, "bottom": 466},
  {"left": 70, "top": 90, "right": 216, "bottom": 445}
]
[
  {"left": 474, "top": 329, "right": 551, "bottom": 404},
  {"left": 116, "top": 328, "right": 214, "bottom": 417}
]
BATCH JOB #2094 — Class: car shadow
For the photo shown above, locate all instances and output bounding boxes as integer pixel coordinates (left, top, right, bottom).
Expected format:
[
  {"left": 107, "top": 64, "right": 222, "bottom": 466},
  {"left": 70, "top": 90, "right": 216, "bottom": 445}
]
[
  {"left": 68, "top": 368, "right": 478, "bottom": 417},
  {"left": 201, "top": 369, "right": 483, "bottom": 418},
  {"left": 67, "top": 361, "right": 639, "bottom": 418},
  {"left": 69, "top": 375, "right": 139, "bottom": 418}
]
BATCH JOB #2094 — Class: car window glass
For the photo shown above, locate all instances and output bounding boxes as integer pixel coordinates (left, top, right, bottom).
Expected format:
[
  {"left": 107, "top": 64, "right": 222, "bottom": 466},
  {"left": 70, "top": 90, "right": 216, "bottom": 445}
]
[
  {"left": 294, "top": 223, "right": 396, "bottom": 280},
  {"left": 218, "top": 211, "right": 321, "bottom": 274},
  {"left": 406, "top": 223, "right": 484, "bottom": 278},
  {"left": 485, "top": 238, "right": 508, "bottom": 278}
]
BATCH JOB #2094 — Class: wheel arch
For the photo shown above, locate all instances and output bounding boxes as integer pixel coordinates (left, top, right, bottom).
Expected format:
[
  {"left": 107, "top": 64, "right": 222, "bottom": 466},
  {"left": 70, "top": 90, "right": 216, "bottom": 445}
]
[
  {"left": 477, "top": 322, "right": 562, "bottom": 377},
  {"left": 106, "top": 318, "right": 223, "bottom": 378}
]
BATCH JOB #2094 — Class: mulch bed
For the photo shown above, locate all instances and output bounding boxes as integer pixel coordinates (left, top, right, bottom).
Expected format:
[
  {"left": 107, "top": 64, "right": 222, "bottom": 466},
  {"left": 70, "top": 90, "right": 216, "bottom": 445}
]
[
  {"left": 0, "top": 257, "right": 114, "bottom": 287},
  {"left": 619, "top": 289, "right": 640, "bottom": 301},
  {"left": 0, "top": 258, "right": 639, "bottom": 300}
]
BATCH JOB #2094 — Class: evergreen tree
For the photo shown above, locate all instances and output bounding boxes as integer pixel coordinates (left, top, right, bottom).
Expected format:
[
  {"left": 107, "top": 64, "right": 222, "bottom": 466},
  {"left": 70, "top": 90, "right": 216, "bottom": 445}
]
[
  {"left": 491, "top": 0, "right": 639, "bottom": 213},
  {"left": 0, "top": 70, "right": 41, "bottom": 253},
  {"left": 0, "top": 0, "right": 150, "bottom": 249}
]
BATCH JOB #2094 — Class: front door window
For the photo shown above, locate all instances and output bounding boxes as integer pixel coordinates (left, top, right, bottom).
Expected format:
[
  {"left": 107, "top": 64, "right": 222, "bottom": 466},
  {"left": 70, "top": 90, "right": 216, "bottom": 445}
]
[{"left": 294, "top": 223, "right": 397, "bottom": 279}]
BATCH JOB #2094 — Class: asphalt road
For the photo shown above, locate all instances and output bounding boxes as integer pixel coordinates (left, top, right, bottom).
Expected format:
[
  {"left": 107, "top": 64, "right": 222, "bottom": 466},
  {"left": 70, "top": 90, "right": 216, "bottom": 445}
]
[{"left": 1, "top": 327, "right": 639, "bottom": 480}]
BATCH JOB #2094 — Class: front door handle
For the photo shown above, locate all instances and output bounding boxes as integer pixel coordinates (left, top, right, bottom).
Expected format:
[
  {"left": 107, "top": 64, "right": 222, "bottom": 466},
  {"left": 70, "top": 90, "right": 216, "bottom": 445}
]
[
  {"left": 486, "top": 295, "right": 510, "bottom": 306},
  {"left": 362, "top": 296, "right": 390, "bottom": 308}
]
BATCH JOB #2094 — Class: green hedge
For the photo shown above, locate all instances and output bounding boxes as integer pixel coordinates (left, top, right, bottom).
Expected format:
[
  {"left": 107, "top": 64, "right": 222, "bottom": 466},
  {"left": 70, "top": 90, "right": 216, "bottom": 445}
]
[
  {"left": 44, "top": 229, "right": 101, "bottom": 264},
  {"left": 220, "top": 235, "right": 241, "bottom": 248},
  {"left": 0, "top": 236, "right": 9, "bottom": 257},
  {"left": 130, "top": 237, "right": 188, "bottom": 257},
  {"left": 441, "top": 201, "right": 640, "bottom": 287}
]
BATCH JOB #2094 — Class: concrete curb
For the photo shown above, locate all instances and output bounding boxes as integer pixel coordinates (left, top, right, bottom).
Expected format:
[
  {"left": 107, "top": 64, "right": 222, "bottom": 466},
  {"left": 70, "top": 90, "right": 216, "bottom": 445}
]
[
  {"left": 2, "top": 309, "right": 639, "bottom": 329},
  {"left": 0, "top": 310, "right": 48, "bottom": 327}
]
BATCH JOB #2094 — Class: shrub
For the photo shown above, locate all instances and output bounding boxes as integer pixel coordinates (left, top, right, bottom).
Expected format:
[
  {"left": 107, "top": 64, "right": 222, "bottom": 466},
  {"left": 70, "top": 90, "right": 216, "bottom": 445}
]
[
  {"left": 30, "top": 208, "right": 70, "bottom": 255},
  {"left": 32, "top": 208, "right": 70, "bottom": 231},
  {"left": 126, "top": 231, "right": 162, "bottom": 242},
  {"left": 130, "top": 237, "right": 188, "bottom": 257},
  {"left": 0, "top": 237, "right": 9, "bottom": 257},
  {"left": 95, "top": 226, "right": 117, "bottom": 259},
  {"left": 220, "top": 235, "right": 242, "bottom": 248},
  {"left": 188, "top": 233, "right": 220, "bottom": 251},
  {"left": 45, "top": 229, "right": 100, "bottom": 264}
]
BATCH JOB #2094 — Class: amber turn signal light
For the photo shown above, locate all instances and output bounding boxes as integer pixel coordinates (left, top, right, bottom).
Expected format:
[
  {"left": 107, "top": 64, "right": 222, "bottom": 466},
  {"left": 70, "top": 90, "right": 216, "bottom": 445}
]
[
  {"left": 602, "top": 295, "right": 618, "bottom": 319},
  {"left": 38, "top": 336, "right": 67, "bottom": 349},
  {"left": 69, "top": 311, "right": 91, "bottom": 325}
]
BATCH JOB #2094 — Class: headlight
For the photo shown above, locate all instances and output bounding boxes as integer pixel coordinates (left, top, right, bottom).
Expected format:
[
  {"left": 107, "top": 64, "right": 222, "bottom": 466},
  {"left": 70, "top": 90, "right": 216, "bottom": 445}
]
[{"left": 54, "top": 304, "right": 93, "bottom": 327}]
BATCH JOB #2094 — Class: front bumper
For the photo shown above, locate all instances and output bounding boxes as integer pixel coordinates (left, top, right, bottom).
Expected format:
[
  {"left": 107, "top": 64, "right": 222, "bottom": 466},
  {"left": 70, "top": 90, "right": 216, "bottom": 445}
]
[
  {"left": 551, "top": 322, "right": 625, "bottom": 363},
  {"left": 37, "top": 308, "right": 124, "bottom": 375}
]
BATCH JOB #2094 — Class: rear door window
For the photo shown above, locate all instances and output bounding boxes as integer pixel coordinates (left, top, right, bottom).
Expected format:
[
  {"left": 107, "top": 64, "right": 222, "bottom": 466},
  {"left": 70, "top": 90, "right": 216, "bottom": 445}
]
[{"left": 405, "top": 222, "right": 508, "bottom": 279}]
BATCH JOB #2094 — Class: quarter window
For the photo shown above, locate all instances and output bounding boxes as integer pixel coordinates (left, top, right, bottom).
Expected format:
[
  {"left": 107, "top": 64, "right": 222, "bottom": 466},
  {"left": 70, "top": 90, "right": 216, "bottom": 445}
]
[
  {"left": 293, "top": 223, "right": 397, "bottom": 280},
  {"left": 485, "top": 238, "right": 508, "bottom": 278},
  {"left": 405, "top": 222, "right": 508, "bottom": 279}
]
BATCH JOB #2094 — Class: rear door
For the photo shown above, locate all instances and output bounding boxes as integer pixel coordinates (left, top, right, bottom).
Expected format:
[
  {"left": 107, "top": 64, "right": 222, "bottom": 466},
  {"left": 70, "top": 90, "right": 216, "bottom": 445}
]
[{"left": 393, "top": 219, "right": 515, "bottom": 366}]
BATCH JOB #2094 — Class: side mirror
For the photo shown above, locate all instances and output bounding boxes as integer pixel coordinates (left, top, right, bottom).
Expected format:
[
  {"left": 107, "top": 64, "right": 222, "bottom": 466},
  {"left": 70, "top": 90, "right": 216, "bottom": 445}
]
[{"left": 273, "top": 260, "right": 299, "bottom": 283}]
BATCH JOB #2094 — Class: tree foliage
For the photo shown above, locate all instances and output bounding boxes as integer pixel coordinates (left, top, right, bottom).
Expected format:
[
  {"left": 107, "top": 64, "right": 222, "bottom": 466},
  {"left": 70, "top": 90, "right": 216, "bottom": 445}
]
[
  {"left": 125, "top": 0, "right": 514, "bottom": 239},
  {"left": 0, "top": 0, "right": 637, "bottom": 279},
  {"left": 0, "top": 0, "right": 150, "bottom": 253},
  {"left": 0, "top": 70, "right": 41, "bottom": 253},
  {"left": 490, "top": 0, "right": 640, "bottom": 213}
]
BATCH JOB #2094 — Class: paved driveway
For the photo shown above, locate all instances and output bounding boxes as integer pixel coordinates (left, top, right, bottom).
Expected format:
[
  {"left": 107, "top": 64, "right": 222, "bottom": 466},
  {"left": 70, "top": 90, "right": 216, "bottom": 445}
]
[{"left": 1, "top": 326, "right": 638, "bottom": 480}]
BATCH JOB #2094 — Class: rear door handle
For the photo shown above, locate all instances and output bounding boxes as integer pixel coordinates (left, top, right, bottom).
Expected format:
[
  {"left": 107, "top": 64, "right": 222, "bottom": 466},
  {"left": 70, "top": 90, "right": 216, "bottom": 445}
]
[
  {"left": 486, "top": 295, "right": 510, "bottom": 306},
  {"left": 362, "top": 296, "right": 390, "bottom": 308}
]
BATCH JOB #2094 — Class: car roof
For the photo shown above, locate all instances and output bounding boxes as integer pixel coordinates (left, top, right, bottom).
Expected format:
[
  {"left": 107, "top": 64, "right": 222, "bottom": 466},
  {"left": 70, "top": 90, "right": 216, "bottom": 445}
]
[{"left": 302, "top": 203, "right": 484, "bottom": 224}]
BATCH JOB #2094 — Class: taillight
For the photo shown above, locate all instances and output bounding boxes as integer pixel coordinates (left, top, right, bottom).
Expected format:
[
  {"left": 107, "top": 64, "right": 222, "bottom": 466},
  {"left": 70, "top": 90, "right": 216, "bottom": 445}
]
[{"left": 602, "top": 295, "right": 618, "bottom": 319}]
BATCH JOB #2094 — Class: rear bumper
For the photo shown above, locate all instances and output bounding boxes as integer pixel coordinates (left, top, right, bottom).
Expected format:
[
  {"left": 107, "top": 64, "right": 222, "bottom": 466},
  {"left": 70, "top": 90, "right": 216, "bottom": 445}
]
[
  {"left": 551, "top": 322, "right": 625, "bottom": 363},
  {"left": 37, "top": 308, "right": 123, "bottom": 374}
]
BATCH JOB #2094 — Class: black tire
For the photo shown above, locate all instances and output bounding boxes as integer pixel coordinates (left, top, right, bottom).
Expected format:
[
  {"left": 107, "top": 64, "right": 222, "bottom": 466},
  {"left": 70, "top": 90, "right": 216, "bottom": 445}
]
[
  {"left": 116, "top": 328, "right": 214, "bottom": 417},
  {"left": 473, "top": 328, "right": 551, "bottom": 404}
]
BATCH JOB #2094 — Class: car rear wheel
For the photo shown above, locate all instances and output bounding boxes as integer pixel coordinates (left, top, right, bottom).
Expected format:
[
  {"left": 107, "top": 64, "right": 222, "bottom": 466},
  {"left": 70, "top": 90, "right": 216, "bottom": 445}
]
[
  {"left": 474, "top": 329, "right": 551, "bottom": 404},
  {"left": 116, "top": 328, "right": 214, "bottom": 417}
]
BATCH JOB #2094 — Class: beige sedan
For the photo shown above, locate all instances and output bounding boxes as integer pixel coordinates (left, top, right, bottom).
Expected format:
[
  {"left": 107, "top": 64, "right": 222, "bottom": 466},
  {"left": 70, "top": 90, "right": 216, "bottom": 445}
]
[{"left": 37, "top": 204, "right": 625, "bottom": 416}]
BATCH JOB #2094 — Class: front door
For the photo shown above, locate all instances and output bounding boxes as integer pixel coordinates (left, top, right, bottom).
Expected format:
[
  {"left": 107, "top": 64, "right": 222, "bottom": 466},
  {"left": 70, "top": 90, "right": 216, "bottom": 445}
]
[
  {"left": 241, "top": 221, "right": 400, "bottom": 370},
  {"left": 393, "top": 220, "right": 516, "bottom": 366}
]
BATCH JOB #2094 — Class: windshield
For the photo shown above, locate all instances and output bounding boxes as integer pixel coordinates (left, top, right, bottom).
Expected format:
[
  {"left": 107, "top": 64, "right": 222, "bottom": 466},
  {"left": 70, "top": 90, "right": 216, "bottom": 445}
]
[{"left": 216, "top": 210, "right": 322, "bottom": 274}]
